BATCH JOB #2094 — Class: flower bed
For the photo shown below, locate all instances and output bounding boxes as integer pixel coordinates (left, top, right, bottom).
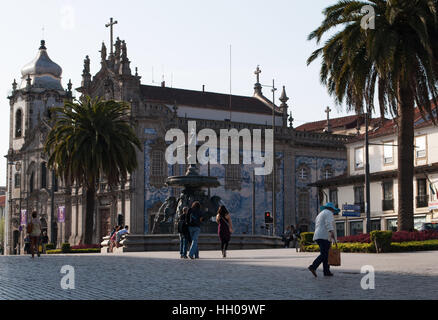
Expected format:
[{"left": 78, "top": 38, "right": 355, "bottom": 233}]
[
  {"left": 302, "top": 240, "right": 438, "bottom": 253},
  {"left": 46, "top": 248, "right": 101, "bottom": 254}
]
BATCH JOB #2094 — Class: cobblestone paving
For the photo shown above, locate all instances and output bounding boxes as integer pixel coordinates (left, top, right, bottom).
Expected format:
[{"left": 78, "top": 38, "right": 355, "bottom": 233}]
[{"left": 0, "top": 249, "right": 437, "bottom": 300}]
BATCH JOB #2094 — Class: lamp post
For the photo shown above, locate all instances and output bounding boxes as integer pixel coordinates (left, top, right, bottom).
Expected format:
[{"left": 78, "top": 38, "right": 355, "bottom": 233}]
[{"left": 364, "top": 112, "right": 371, "bottom": 233}]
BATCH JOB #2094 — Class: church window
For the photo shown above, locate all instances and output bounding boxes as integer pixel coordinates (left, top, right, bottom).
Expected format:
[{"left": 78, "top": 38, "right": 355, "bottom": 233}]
[
  {"left": 14, "top": 173, "right": 21, "bottom": 188},
  {"left": 225, "top": 164, "right": 241, "bottom": 190},
  {"left": 15, "top": 109, "right": 23, "bottom": 138},
  {"left": 41, "top": 162, "right": 47, "bottom": 189},
  {"left": 298, "top": 165, "right": 309, "bottom": 181},
  {"left": 323, "top": 165, "right": 333, "bottom": 179},
  {"left": 298, "top": 191, "right": 310, "bottom": 218},
  {"left": 150, "top": 150, "right": 166, "bottom": 187},
  {"left": 29, "top": 172, "right": 35, "bottom": 193},
  {"left": 265, "top": 168, "right": 280, "bottom": 192}
]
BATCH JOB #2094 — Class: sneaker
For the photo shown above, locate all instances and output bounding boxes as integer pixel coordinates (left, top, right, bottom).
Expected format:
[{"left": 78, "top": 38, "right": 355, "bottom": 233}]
[
  {"left": 189, "top": 255, "right": 195, "bottom": 259},
  {"left": 324, "top": 272, "right": 334, "bottom": 277},
  {"left": 308, "top": 266, "right": 317, "bottom": 278},
  {"left": 183, "top": 256, "right": 188, "bottom": 259},
  {"left": 223, "top": 250, "right": 226, "bottom": 258}
]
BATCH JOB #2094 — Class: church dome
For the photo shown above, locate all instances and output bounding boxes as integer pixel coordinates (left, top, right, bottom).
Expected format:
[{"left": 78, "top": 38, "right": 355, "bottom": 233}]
[{"left": 19, "top": 40, "right": 63, "bottom": 90}]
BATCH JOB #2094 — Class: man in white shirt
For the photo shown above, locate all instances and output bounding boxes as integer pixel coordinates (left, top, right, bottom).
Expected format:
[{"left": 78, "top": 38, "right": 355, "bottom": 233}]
[{"left": 308, "top": 203, "right": 339, "bottom": 277}]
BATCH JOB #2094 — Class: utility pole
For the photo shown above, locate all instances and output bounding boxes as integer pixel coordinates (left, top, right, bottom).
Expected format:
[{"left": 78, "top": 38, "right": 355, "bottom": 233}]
[
  {"left": 51, "top": 170, "right": 56, "bottom": 245},
  {"left": 252, "top": 169, "right": 256, "bottom": 235},
  {"left": 365, "top": 112, "right": 371, "bottom": 233}
]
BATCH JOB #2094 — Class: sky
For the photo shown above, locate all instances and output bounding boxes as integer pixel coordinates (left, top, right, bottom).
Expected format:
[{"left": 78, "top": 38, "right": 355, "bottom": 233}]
[{"left": 0, "top": 0, "right": 357, "bottom": 184}]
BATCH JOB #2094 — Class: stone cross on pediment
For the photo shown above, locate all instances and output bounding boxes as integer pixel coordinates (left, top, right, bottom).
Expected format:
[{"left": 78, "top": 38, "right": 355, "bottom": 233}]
[
  {"left": 105, "top": 17, "right": 118, "bottom": 55},
  {"left": 324, "top": 106, "right": 333, "bottom": 133},
  {"left": 254, "top": 65, "right": 261, "bottom": 83}
]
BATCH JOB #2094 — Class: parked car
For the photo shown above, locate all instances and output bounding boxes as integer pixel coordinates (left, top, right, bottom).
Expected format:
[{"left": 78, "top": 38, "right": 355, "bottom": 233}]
[{"left": 419, "top": 223, "right": 438, "bottom": 231}]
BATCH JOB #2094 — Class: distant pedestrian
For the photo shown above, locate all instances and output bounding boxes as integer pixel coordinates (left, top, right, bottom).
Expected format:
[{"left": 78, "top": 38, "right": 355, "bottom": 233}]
[
  {"left": 115, "top": 225, "right": 129, "bottom": 247},
  {"left": 282, "top": 225, "right": 292, "bottom": 248},
  {"left": 216, "top": 205, "right": 233, "bottom": 258},
  {"left": 109, "top": 226, "right": 121, "bottom": 252},
  {"left": 41, "top": 231, "right": 49, "bottom": 254},
  {"left": 27, "top": 211, "right": 42, "bottom": 258},
  {"left": 188, "top": 201, "right": 203, "bottom": 259},
  {"left": 178, "top": 207, "right": 191, "bottom": 259},
  {"left": 308, "top": 203, "right": 339, "bottom": 277},
  {"left": 290, "top": 225, "right": 300, "bottom": 252},
  {"left": 24, "top": 236, "right": 31, "bottom": 254}
]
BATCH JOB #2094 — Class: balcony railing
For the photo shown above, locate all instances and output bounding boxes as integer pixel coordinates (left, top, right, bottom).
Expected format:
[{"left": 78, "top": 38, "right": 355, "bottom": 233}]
[
  {"left": 382, "top": 199, "right": 394, "bottom": 211},
  {"left": 416, "top": 195, "right": 429, "bottom": 208}
]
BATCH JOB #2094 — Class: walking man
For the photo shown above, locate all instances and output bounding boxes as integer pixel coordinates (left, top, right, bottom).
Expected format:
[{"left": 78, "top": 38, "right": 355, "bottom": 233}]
[{"left": 308, "top": 202, "right": 339, "bottom": 277}]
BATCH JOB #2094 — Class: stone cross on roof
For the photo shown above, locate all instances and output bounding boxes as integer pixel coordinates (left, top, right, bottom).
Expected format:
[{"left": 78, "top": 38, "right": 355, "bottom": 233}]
[
  {"left": 105, "top": 17, "right": 118, "bottom": 56},
  {"left": 324, "top": 106, "right": 332, "bottom": 133},
  {"left": 254, "top": 65, "right": 261, "bottom": 83}
]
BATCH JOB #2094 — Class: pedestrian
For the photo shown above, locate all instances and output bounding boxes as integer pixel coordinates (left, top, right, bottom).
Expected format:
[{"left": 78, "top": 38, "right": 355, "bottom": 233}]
[
  {"left": 109, "top": 226, "right": 121, "bottom": 252},
  {"left": 24, "top": 236, "right": 30, "bottom": 254},
  {"left": 216, "top": 205, "right": 233, "bottom": 258},
  {"left": 177, "top": 207, "right": 191, "bottom": 259},
  {"left": 187, "top": 201, "right": 203, "bottom": 259},
  {"left": 282, "top": 225, "right": 292, "bottom": 248},
  {"left": 41, "top": 231, "right": 49, "bottom": 254},
  {"left": 27, "top": 211, "right": 42, "bottom": 258},
  {"left": 115, "top": 225, "right": 129, "bottom": 248},
  {"left": 308, "top": 202, "right": 339, "bottom": 277},
  {"left": 290, "top": 225, "right": 300, "bottom": 252}
]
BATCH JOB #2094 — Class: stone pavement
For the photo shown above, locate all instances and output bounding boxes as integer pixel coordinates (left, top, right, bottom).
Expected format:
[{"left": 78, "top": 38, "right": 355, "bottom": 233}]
[{"left": 0, "top": 249, "right": 437, "bottom": 300}]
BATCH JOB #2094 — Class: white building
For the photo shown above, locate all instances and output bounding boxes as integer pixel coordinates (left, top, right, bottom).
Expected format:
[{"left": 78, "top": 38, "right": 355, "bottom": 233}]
[{"left": 311, "top": 108, "right": 438, "bottom": 236}]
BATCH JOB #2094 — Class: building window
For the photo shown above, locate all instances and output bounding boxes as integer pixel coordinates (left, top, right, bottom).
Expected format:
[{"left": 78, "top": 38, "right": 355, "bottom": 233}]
[
  {"left": 387, "top": 218, "right": 398, "bottom": 231},
  {"left": 355, "top": 147, "right": 364, "bottom": 169},
  {"left": 265, "top": 168, "right": 280, "bottom": 192},
  {"left": 414, "top": 216, "right": 426, "bottom": 230},
  {"left": 354, "top": 186, "right": 365, "bottom": 212},
  {"left": 329, "top": 189, "right": 338, "bottom": 208},
  {"left": 298, "top": 191, "right": 310, "bottom": 218},
  {"left": 297, "top": 166, "right": 309, "bottom": 181},
  {"left": 41, "top": 162, "right": 47, "bottom": 189},
  {"left": 415, "top": 136, "right": 426, "bottom": 159},
  {"left": 383, "top": 141, "right": 394, "bottom": 164},
  {"left": 14, "top": 173, "right": 21, "bottom": 188},
  {"left": 336, "top": 222, "right": 345, "bottom": 238},
  {"left": 150, "top": 150, "right": 166, "bottom": 186},
  {"left": 323, "top": 165, "right": 333, "bottom": 180},
  {"left": 15, "top": 109, "right": 23, "bottom": 138},
  {"left": 225, "top": 164, "right": 241, "bottom": 190},
  {"left": 382, "top": 181, "right": 394, "bottom": 211},
  {"left": 371, "top": 219, "right": 381, "bottom": 231},
  {"left": 416, "top": 178, "right": 428, "bottom": 208},
  {"left": 350, "top": 221, "right": 364, "bottom": 235}
]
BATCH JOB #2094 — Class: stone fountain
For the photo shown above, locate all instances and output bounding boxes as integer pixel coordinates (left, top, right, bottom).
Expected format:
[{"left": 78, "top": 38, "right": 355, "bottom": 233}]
[{"left": 151, "top": 164, "right": 222, "bottom": 234}]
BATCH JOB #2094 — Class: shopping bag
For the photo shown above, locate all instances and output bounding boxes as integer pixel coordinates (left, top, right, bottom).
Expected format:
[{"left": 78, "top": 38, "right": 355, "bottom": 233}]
[{"left": 328, "top": 243, "right": 341, "bottom": 266}]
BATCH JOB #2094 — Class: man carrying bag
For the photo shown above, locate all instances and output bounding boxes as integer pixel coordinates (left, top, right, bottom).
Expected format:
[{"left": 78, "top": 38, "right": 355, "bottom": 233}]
[{"left": 308, "top": 202, "right": 340, "bottom": 277}]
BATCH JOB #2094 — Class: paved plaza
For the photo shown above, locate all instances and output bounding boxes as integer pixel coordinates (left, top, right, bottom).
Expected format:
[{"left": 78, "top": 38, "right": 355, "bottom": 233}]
[{"left": 0, "top": 249, "right": 437, "bottom": 300}]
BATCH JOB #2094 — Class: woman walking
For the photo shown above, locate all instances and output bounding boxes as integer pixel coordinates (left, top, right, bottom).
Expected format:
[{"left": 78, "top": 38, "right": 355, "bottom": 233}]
[
  {"left": 27, "top": 211, "right": 42, "bottom": 258},
  {"left": 216, "top": 205, "right": 233, "bottom": 258},
  {"left": 178, "top": 207, "right": 190, "bottom": 259}
]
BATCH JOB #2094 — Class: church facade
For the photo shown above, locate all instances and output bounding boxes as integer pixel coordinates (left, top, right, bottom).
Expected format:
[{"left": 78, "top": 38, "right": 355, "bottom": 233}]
[{"left": 4, "top": 34, "right": 350, "bottom": 255}]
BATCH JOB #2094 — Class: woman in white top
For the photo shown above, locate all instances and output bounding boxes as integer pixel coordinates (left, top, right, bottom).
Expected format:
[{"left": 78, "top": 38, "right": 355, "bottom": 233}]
[{"left": 28, "top": 211, "right": 42, "bottom": 258}]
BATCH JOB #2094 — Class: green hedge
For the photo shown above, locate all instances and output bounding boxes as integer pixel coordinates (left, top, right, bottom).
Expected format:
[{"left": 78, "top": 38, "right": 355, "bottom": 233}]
[
  {"left": 61, "top": 243, "right": 71, "bottom": 253},
  {"left": 45, "top": 243, "right": 56, "bottom": 250},
  {"left": 302, "top": 240, "right": 438, "bottom": 253},
  {"left": 370, "top": 230, "right": 392, "bottom": 253},
  {"left": 300, "top": 232, "right": 315, "bottom": 246},
  {"left": 46, "top": 248, "right": 101, "bottom": 254}
]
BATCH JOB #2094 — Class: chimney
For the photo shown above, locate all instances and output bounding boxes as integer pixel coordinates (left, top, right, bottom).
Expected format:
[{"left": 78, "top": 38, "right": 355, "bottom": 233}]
[
  {"left": 202, "top": 85, "right": 205, "bottom": 92},
  {"left": 161, "top": 81, "right": 166, "bottom": 87}
]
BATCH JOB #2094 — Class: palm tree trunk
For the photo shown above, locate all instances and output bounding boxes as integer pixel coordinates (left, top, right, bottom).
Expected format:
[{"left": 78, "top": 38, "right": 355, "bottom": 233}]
[
  {"left": 84, "top": 186, "right": 96, "bottom": 244},
  {"left": 397, "top": 86, "right": 415, "bottom": 231}
]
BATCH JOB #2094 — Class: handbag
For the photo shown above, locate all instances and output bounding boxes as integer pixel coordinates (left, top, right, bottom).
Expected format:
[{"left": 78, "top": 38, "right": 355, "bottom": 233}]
[
  {"left": 328, "top": 243, "right": 341, "bottom": 266},
  {"left": 26, "top": 223, "right": 33, "bottom": 234}
]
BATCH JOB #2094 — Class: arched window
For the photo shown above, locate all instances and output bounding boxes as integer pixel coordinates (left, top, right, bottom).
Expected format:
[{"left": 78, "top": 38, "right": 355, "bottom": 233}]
[
  {"left": 15, "top": 109, "right": 23, "bottom": 138},
  {"left": 29, "top": 171, "right": 34, "bottom": 193},
  {"left": 225, "top": 164, "right": 241, "bottom": 190},
  {"left": 150, "top": 150, "right": 166, "bottom": 186},
  {"left": 298, "top": 191, "right": 310, "bottom": 217},
  {"left": 41, "top": 162, "right": 47, "bottom": 189}
]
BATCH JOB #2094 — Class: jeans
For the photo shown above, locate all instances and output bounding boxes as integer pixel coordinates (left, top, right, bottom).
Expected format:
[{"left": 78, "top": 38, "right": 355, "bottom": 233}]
[
  {"left": 310, "top": 239, "right": 331, "bottom": 274},
  {"left": 179, "top": 234, "right": 188, "bottom": 256},
  {"left": 188, "top": 226, "right": 201, "bottom": 258}
]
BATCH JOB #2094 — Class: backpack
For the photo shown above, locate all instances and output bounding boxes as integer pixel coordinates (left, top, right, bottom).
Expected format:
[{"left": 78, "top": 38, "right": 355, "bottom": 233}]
[{"left": 177, "top": 214, "right": 188, "bottom": 234}]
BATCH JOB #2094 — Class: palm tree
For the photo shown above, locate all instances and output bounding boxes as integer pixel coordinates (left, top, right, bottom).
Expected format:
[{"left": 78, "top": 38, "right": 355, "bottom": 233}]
[
  {"left": 307, "top": 0, "right": 438, "bottom": 231},
  {"left": 44, "top": 97, "right": 142, "bottom": 244}
]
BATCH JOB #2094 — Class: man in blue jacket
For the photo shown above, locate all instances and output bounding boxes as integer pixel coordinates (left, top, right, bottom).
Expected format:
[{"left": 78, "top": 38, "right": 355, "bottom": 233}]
[{"left": 187, "top": 201, "right": 203, "bottom": 259}]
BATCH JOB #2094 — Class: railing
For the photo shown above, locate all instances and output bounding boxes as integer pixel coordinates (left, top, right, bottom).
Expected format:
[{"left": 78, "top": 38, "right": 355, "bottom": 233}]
[
  {"left": 382, "top": 199, "right": 394, "bottom": 211},
  {"left": 416, "top": 195, "right": 429, "bottom": 208}
]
